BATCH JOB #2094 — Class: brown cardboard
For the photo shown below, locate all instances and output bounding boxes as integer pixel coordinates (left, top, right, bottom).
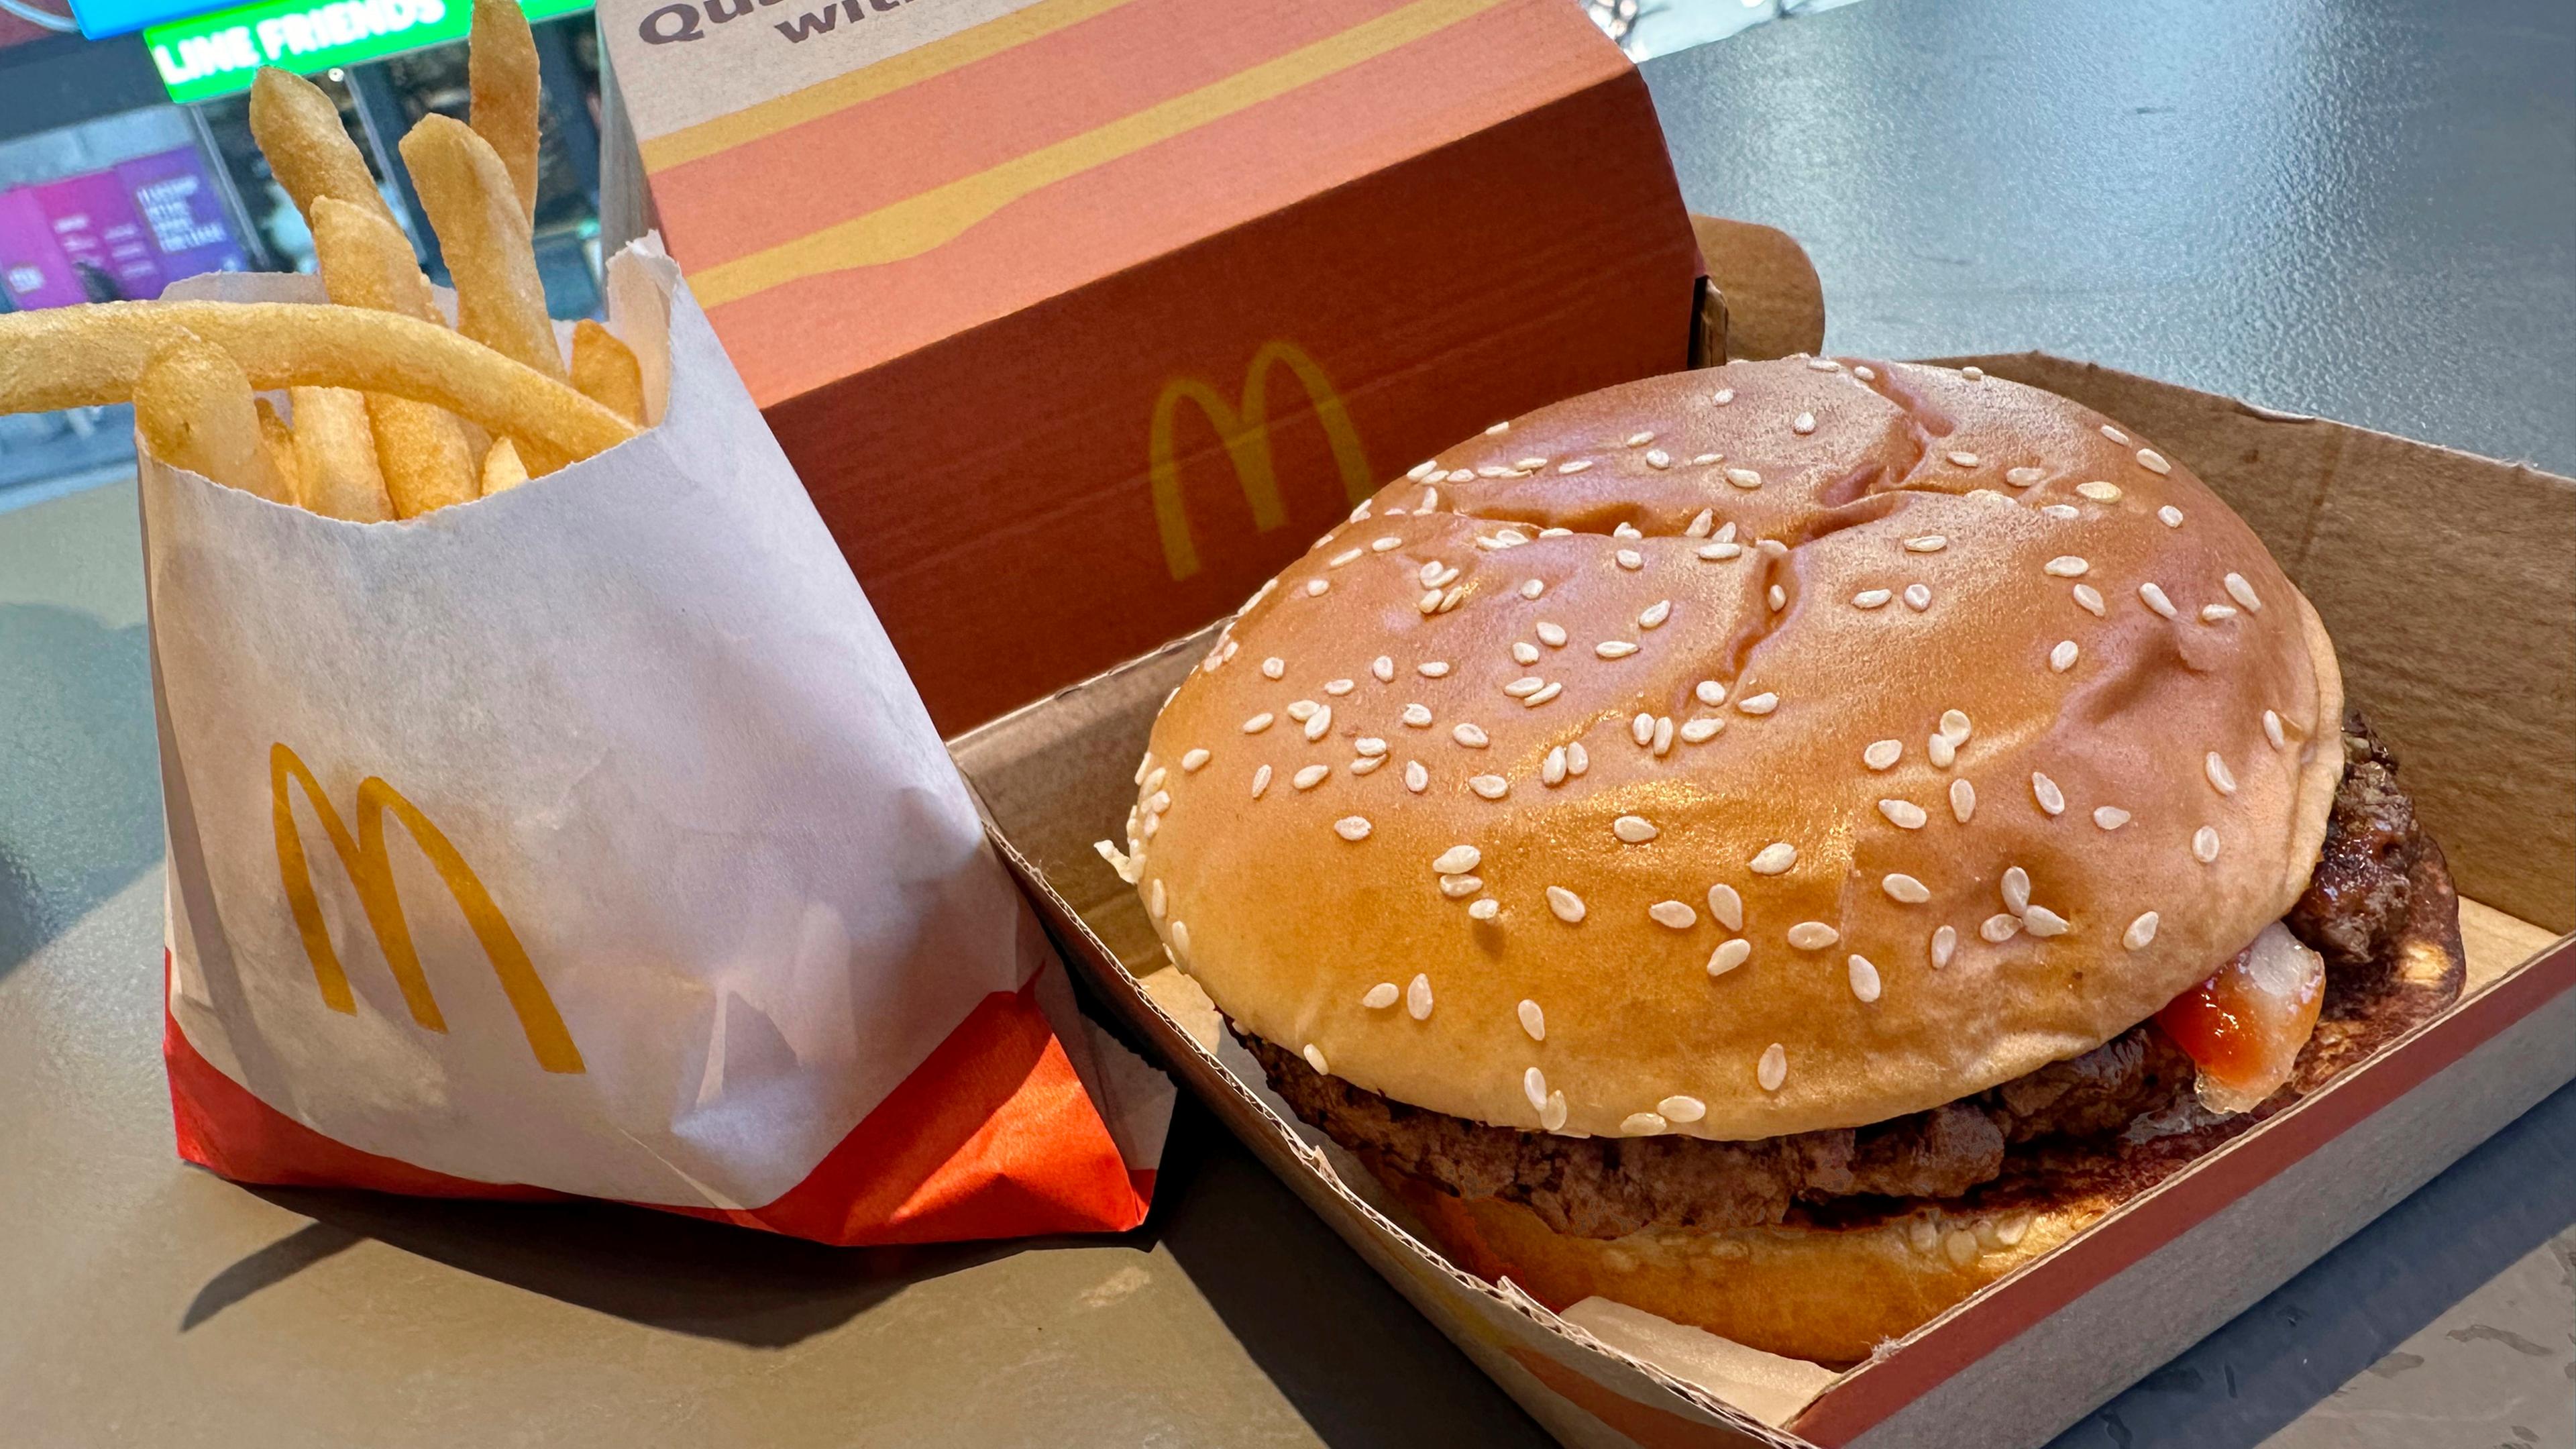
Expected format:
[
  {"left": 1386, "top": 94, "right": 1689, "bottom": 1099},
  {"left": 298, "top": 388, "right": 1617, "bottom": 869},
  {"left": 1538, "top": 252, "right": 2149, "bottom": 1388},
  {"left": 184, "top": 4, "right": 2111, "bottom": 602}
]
[{"left": 949, "top": 244, "right": 2576, "bottom": 1447}]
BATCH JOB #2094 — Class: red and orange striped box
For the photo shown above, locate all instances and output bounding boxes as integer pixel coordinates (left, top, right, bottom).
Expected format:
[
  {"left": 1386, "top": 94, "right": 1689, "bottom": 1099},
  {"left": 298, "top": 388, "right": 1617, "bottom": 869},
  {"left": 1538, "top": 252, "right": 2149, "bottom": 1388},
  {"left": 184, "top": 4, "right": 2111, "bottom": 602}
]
[{"left": 601, "top": 0, "right": 1700, "bottom": 732}]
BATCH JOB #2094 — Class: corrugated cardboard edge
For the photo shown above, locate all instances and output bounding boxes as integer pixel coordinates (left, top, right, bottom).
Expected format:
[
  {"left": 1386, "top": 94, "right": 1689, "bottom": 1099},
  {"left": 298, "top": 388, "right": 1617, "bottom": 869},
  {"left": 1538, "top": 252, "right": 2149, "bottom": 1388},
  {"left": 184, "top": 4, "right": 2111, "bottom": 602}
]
[{"left": 952, "top": 353, "right": 2576, "bottom": 1449}]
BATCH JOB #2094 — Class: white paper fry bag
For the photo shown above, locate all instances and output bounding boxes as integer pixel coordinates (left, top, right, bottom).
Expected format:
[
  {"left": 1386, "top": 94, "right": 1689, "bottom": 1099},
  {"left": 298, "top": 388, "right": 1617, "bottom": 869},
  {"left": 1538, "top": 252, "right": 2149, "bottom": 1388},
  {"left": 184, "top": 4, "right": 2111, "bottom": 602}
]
[{"left": 149, "top": 243, "right": 1171, "bottom": 1243}]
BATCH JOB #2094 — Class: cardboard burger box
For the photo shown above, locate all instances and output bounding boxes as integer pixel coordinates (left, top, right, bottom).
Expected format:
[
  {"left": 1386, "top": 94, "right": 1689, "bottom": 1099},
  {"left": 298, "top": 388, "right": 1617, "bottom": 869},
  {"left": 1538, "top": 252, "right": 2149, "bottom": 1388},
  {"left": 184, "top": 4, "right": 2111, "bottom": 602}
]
[
  {"left": 598, "top": 0, "right": 1701, "bottom": 735},
  {"left": 946, "top": 232, "right": 2576, "bottom": 1446}
]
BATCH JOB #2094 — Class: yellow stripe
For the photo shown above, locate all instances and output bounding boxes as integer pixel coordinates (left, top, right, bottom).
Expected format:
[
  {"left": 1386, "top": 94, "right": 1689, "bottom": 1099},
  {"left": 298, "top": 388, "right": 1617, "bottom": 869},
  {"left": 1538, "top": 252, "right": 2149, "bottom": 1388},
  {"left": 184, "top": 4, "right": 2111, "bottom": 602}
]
[
  {"left": 643, "top": 0, "right": 1141, "bottom": 172},
  {"left": 692, "top": 0, "right": 1509, "bottom": 308}
]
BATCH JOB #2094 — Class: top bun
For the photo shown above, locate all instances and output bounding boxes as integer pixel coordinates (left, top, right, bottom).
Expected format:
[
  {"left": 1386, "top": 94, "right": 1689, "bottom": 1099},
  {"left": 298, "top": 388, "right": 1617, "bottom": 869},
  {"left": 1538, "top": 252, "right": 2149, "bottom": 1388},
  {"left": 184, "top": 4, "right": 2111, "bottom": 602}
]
[{"left": 1126, "top": 358, "right": 2343, "bottom": 1142}]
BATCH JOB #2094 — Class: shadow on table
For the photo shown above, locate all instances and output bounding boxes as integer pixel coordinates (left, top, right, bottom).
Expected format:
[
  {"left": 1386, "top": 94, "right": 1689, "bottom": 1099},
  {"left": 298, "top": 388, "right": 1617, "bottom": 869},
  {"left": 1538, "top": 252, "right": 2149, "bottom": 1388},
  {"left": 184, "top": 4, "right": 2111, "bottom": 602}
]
[
  {"left": 182, "top": 1099, "right": 1552, "bottom": 1446},
  {"left": 2051, "top": 1077, "right": 2576, "bottom": 1448}
]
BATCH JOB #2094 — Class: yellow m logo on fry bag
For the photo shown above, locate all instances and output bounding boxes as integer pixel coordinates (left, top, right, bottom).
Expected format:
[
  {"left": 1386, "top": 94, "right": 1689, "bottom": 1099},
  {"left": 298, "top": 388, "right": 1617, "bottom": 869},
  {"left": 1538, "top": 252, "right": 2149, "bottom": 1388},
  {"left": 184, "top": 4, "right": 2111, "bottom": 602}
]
[
  {"left": 1149, "top": 340, "right": 1375, "bottom": 581},
  {"left": 270, "top": 743, "right": 584, "bottom": 1074}
]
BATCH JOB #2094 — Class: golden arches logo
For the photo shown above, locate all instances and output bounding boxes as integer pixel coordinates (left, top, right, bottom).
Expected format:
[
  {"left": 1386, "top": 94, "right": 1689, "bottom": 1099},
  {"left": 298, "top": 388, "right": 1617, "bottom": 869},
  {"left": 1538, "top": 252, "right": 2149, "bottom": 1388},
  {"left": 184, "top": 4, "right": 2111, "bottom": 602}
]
[
  {"left": 1149, "top": 339, "right": 1375, "bottom": 582},
  {"left": 270, "top": 743, "right": 583, "bottom": 1074}
]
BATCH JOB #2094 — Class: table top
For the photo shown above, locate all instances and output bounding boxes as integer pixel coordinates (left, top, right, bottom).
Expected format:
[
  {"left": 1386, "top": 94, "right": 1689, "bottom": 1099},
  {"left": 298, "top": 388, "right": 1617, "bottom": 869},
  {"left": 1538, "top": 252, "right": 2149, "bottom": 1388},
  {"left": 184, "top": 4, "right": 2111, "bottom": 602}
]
[{"left": 3, "top": 1, "right": 2571, "bottom": 1446}]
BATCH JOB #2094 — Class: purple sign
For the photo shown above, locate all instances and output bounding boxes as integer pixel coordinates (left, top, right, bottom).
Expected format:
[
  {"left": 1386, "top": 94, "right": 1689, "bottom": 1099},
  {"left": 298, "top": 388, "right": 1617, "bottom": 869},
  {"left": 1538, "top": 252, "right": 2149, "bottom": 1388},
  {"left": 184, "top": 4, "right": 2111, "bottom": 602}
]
[{"left": 0, "top": 145, "right": 243, "bottom": 310}]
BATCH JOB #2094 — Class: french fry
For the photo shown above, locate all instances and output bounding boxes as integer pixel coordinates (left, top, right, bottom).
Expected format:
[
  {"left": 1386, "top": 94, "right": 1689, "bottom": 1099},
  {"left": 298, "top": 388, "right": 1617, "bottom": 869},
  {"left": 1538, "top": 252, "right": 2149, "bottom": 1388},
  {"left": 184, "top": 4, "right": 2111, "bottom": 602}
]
[
  {"left": 570, "top": 320, "right": 645, "bottom": 426},
  {"left": 254, "top": 396, "right": 304, "bottom": 505},
  {"left": 0, "top": 301, "right": 636, "bottom": 465},
  {"left": 469, "top": 0, "right": 542, "bottom": 224},
  {"left": 480, "top": 436, "right": 529, "bottom": 495},
  {"left": 248, "top": 68, "right": 398, "bottom": 232},
  {"left": 134, "top": 333, "right": 292, "bottom": 504},
  {"left": 288, "top": 386, "right": 395, "bottom": 521},
  {"left": 400, "top": 115, "right": 563, "bottom": 385},
  {"left": 309, "top": 197, "right": 479, "bottom": 516}
]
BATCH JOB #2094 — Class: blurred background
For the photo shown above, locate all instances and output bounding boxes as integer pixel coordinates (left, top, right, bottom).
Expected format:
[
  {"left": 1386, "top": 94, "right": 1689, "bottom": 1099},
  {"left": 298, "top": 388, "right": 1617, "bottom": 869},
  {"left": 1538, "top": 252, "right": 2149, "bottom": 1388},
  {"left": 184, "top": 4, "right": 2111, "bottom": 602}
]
[{"left": 0, "top": 0, "right": 1853, "bottom": 511}]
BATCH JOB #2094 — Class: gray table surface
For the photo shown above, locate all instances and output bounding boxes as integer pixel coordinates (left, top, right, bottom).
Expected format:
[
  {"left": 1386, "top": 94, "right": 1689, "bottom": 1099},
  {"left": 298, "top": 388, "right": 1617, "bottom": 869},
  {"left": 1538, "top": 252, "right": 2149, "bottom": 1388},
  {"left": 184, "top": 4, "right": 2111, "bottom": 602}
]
[{"left": 3, "top": 1, "right": 2571, "bottom": 1445}]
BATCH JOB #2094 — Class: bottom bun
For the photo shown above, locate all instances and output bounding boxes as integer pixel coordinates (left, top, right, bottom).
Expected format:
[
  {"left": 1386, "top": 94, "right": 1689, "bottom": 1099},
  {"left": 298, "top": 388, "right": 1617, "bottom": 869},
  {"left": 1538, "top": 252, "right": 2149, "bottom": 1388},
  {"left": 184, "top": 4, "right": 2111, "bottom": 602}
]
[{"left": 1371, "top": 840, "right": 2467, "bottom": 1368}]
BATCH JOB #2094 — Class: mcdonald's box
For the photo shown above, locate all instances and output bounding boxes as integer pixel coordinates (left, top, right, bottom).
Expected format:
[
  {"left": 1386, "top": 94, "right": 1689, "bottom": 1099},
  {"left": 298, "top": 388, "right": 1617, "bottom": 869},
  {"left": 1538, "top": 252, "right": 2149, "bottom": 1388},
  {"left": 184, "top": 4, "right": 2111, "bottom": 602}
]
[
  {"left": 948, "top": 339, "right": 2576, "bottom": 1442},
  {"left": 597, "top": 0, "right": 1701, "bottom": 735},
  {"left": 142, "top": 245, "right": 1173, "bottom": 1244}
]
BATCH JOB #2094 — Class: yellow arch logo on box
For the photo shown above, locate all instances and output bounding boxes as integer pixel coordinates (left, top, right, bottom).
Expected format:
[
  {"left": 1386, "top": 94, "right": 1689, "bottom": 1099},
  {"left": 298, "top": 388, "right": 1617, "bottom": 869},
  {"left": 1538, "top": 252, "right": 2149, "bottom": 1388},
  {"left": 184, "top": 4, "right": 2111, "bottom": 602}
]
[
  {"left": 1150, "top": 339, "right": 1374, "bottom": 582},
  {"left": 270, "top": 743, "right": 584, "bottom": 1075}
]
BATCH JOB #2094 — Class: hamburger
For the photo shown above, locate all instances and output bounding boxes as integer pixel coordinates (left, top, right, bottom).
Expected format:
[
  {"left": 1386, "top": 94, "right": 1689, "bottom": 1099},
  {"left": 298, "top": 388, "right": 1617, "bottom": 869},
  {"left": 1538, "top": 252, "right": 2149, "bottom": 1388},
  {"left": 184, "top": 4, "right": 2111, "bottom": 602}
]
[{"left": 1098, "top": 358, "right": 2464, "bottom": 1364}]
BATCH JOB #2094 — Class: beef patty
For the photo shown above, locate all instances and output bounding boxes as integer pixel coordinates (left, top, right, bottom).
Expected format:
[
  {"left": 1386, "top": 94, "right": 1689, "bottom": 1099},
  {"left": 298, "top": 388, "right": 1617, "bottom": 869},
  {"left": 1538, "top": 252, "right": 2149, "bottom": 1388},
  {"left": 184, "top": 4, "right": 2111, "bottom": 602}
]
[{"left": 1242, "top": 712, "right": 2458, "bottom": 1239}]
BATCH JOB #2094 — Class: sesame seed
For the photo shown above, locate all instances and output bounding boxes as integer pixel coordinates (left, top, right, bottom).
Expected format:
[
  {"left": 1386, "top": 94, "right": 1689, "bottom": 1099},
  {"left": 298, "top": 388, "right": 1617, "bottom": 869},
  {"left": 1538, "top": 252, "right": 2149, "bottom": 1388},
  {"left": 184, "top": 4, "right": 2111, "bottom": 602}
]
[
  {"left": 1515, "top": 457, "right": 1548, "bottom": 472},
  {"left": 1879, "top": 798, "right": 1929, "bottom": 830},
  {"left": 1945, "top": 1230, "right": 1979, "bottom": 1267},
  {"left": 1932, "top": 925, "right": 1957, "bottom": 968},
  {"left": 1884, "top": 873, "right": 1931, "bottom": 904},
  {"left": 1793, "top": 412, "right": 1817, "bottom": 435},
  {"left": 2139, "top": 582, "right": 2178, "bottom": 618},
  {"left": 1568, "top": 742, "right": 1589, "bottom": 775},
  {"left": 1854, "top": 588, "right": 1893, "bottom": 610},
  {"left": 2159, "top": 506, "right": 2185, "bottom": 527},
  {"left": 1468, "top": 898, "right": 1499, "bottom": 921},
  {"left": 1244, "top": 712, "right": 1275, "bottom": 733},
  {"left": 2194, "top": 826, "right": 2222, "bottom": 863},
  {"left": 1709, "top": 938, "right": 1752, "bottom": 976},
  {"left": 2124, "top": 912, "right": 2160, "bottom": 951},
  {"left": 1373, "top": 655, "right": 1395, "bottom": 682},
  {"left": 1307, "top": 580, "right": 1330, "bottom": 597},
  {"left": 1304, "top": 704, "right": 1334, "bottom": 741},
  {"left": 1519, "top": 1000, "right": 1546, "bottom": 1040},
  {"left": 2135, "top": 448, "right": 2171, "bottom": 475},
  {"left": 1905, "top": 534, "right": 1949, "bottom": 553},
  {"left": 1294, "top": 764, "right": 1330, "bottom": 790},
  {"left": 2005, "top": 466, "right": 2045, "bottom": 487},
  {"left": 1350, "top": 755, "right": 1387, "bottom": 775},
  {"left": 1144, "top": 765, "right": 1168, "bottom": 794},
  {"left": 1536, "top": 621, "right": 1568, "bottom": 648},
  {"left": 1646, "top": 448, "right": 1672, "bottom": 469},
  {"left": 1865, "top": 739, "right": 1903, "bottom": 770},
  {"left": 1558, "top": 459, "right": 1593, "bottom": 474},
  {"left": 1438, "top": 586, "right": 1465, "bottom": 614},
  {"left": 1613, "top": 815, "right": 1660, "bottom": 843},
  {"left": 1698, "top": 541, "right": 1745, "bottom": 561},
  {"left": 1334, "top": 816, "right": 1372, "bottom": 841},
  {"left": 1441, "top": 876, "right": 1481, "bottom": 900},
  {"left": 1419, "top": 661, "right": 1451, "bottom": 678},
  {"left": 2043, "top": 502, "right": 2080, "bottom": 520},
  {"left": 2044, "top": 555, "right": 2090, "bottom": 578},
  {"left": 1686, "top": 508, "right": 1716, "bottom": 538},
  {"left": 1487, "top": 421, "right": 1511, "bottom": 436},
  {"left": 1625, "top": 430, "right": 1655, "bottom": 447},
  {"left": 2023, "top": 905, "right": 2070, "bottom": 937},
  {"left": 1679, "top": 716, "right": 1722, "bottom": 743},
  {"left": 1305, "top": 1044, "right": 1330, "bottom": 1074},
  {"left": 1904, "top": 584, "right": 1933, "bottom": 611},
  {"left": 1708, "top": 883, "right": 1744, "bottom": 932},
  {"left": 1596, "top": 640, "right": 1640, "bottom": 659},
  {"left": 1520, "top": 578, "right": 1546, "bottom": 599},
  {"left": 1452, "top": 723, "right": 1489, "bottom": 749},
  {"left": 1469, "top": 774, "right": 1509, "bottom": 800},
  {"left": 2002, "top": 867, "right": 2031, "bottom": 914},
  {"left": 1848, "top": 955, "right": 1883, "bottom": 1002},
  {"left": 1408, "top": 460, "right": 1439, "bottom": 480},
  {"left": 2094, "top": 806, "right": 2132, "bottom": 830},
  {"left": 1695, "top": 680, "right": 1728, "bottom": 707},
  {"left": 1659, "top": 1095, "right": 1707, "bottom": 1123},
  {"left": 1620, "top": 1112, "right": 1666, "bottom": 1136},
  {"left": 2205, "top": 751, "right": 2237, "bottom": 795},
  {"left": 2051, "top": 640, "right": 2080, "bottom": 672},
  {"left": 1405, "top": 761, "right": 1430, "bottom": 793},
  {"left": 1523, "top": 683, "right": 1564, "bottom": 707},
  {"left": 1330, "top": 547, "right": 1361, "bottom": 568},
  {"left": 1961, "top": 365, "right": 1985, "bottom": 381},
  {"left": 1432, "top": 845, "right": 1483, "bottom": 876},
  {"left": 1363, "top": 981, "right": 1399, "bottom": 1009},
  {"left": 1505, "top": 675, "right": 1544, "bottom": 697},
  {"left": 1750, "top": 842, "right": 1797, "bottom": 875},
  {"left": 1445, "top": 471, "right": 1475, "bottom": 485},
  {"left": 1286, "top": 700, "right": 1319, "bottom": 722},
  {"left": 1713, "top": 388, "right": 1736, "bottom": 405},
  {"left": 2100, "top": 425, "right": 2130, "bottom": 445},
  {"left": 1616, "top": 549, "right": 1644, "bottom": 571},
  {"left": 1542, "top": 1091, "right": 1568, "bottom": 1132},
  {"left": 1407, "top": 973, "right": 1434, "bottom": 1020},
  {"left": 1947, "top": 451, "right": 1980, "bottom": 469},
  {"left": 1650, "top": 900, "right": 1698, "bottom": 930},
  {"left": 1981, "top": 913, "right": 2022, "bottom": 943},
  {"left": 1372, "top": 536, "right": 1403, "bottom": 552},
  {"left": 2202, "top": 604, "right": 2239, "bottom": 623},
  {"left": 1546, "top": 886, "right": 1586, "bottom": 922},
  {"left": 1726, "top": 468, "right": 1763, "bottom": 489},
  {"left": 1182, "top": 749, "right": 1212, "bottom": 773},
  {"left": 1511, "top": 642, "right": 1540, "bottom": 665},
  {"left": 1928, "top": 734, "right": 1957, "bottom": 769},
  {"left": 2032, "top": 772, "right": 2066, "bottom": 816},
  {"left": 2074, "top": 584, "right": 2106, "bottom": 616},
  {"left": 1148, "top": 878, "right": 1167, "bottom": 918},
  {"left": 1252, "top": 764, "right": 1273, "bottom": 798},
  {"left": 2224, "top": 572, "right": 2263, "bottom": 612},
  {"left": 2263, "top": 710, "right": 2286, "bottom": 750},
  {"left": 1523, "top": 1067, "right": 1548, "bottom": 1112},
  {"left": 1631, "top": 712, "right": 1656, "bottom": 747},
  {"left": 1787, "top": 921, "right": 1839, "bottom": 950},
  {"left": 2078, "top": 481, "right": 2123, "bottom": 502},
  {"left": 1640, "top": 600, "right": 1672, "bottom": 629},
  {"left": 1401, "top": 703, "right": 1434, "bottom": 729},
  {"left": 1737, "top": 692, "right": 1780, "bottom": 714},
  {"left": 1810, "top": 357, "right": 1843, "bottom": 372},
  {"left": 1758, "top": 1044, "right": 1788, "bottom": 1091},
  {"left": 1354, "top": 737, "right": 1389, "bottom": 758},
  {"left": 1854, "top": 364, "right": 1878, "bottom": 382},
  {"left": 1768, "top": 584, "right": 1788, "bottom": 611},
  {"left": 1261, "top": 657, "right": 1286, "bottom": 682},
  {"left": 1541, "top": 747, "right": 1567, "bottom": 786}
]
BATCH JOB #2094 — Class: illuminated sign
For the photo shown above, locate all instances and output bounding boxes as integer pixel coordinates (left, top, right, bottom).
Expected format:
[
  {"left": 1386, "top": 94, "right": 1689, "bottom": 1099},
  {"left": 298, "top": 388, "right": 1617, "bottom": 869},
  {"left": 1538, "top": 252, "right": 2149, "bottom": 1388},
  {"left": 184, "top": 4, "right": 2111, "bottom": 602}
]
[
  {"left": 145, "top": 0, "right": 590, "bottom": 105},
  {"left": 71, "top": 0, "right": 205, "bottom": 40}
]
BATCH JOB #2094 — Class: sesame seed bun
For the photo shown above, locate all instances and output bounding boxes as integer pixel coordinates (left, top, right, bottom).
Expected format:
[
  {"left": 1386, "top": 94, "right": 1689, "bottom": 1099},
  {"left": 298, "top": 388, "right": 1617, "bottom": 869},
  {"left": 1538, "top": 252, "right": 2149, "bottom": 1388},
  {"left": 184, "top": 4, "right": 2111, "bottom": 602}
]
[{"left": 1123, "top": 357, "right": 2344, "bottom": 1142}]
